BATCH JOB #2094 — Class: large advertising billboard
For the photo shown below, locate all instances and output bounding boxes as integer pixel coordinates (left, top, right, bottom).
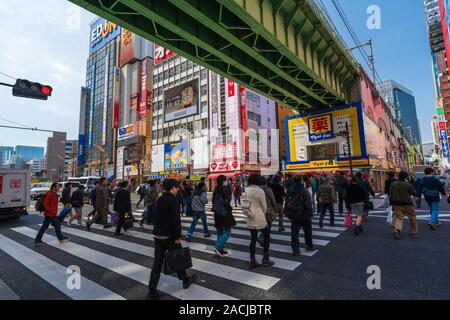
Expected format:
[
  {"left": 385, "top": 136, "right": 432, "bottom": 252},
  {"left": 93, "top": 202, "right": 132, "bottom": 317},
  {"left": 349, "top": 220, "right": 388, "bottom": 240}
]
[
  {"left": 154, "top": 45, "right": 175, "bottom": 64},
  {"left": 164, "top": 141, "right": 189, "bottom": 171},
  {"left": 285, "top": 103, "right": 368, "bottom": 172},
  {"left": 164, "top": 79, "right": 199, "bottom": 122},
  {"left": 90, "top": 18, "right": 121, "bottom": 55},
  {"left": 139, "top": 58, "right": 153, "bottom": 118}
]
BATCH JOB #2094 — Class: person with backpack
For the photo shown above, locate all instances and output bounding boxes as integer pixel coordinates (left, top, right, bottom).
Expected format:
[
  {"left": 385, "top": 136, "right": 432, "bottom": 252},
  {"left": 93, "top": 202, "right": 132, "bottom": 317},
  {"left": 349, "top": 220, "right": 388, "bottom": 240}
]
[
  {"left": 67, "top": 185, "right": 85, "bottom": 227},
  {"left": 185, "top": 182, "right": 210, "bottom": 241},
  {"left": 139, "top": 180, "right": 159, "bottom": 227},
  {"left": 87, "top": 181, "right": 99, "bottom": 220},
  {"left": 347, "top": 176, "right": 368, "bottom": 236},
  {"left": 233, "top": 181, "right": 242, "bottom": 207},
  {"left": 114, "top": 181, "right": 132, "bottom": 236},
  {"left": 212, "top": 175, "right": 236, "bottom": 257},
  {"left": 389, "top": 171, "right": 419, "bottom": 240},
  {"left": 136, "top": 183, "right": 147, "bottom": 208},
  {"left": 418, "top": 167, "right": 446, "bottom": 230},
  {"left": 35, "top": 183, "right": 69, "bottom": 246},
  {"left": 258, "top": 176, "right": 277, "bottom": 247},
  {"left": 271, "top": 176, "right": 286, "bottom": 232},
  {"left": 243, "top": 175, "right": 274, "bottom": 269},
  {"left": 285, "top": 176, "right": 314, "bottom": 256},
  {"left": 317, "top": 177, "right": 336, "bottom": 228}
]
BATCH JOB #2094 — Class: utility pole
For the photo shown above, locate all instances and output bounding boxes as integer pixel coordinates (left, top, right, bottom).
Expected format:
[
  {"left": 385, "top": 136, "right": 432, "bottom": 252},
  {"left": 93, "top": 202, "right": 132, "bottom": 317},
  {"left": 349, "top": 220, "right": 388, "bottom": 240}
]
[{"left": 347, "top": 39, "right": 376, "bottom": 85}]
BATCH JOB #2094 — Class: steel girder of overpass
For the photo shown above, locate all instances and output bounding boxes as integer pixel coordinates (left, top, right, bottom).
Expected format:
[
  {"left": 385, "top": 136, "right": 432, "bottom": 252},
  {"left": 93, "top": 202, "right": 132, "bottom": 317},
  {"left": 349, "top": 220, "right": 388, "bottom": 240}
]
[{"left": 70, "top": 0, "right": 360, "bottom": 111}]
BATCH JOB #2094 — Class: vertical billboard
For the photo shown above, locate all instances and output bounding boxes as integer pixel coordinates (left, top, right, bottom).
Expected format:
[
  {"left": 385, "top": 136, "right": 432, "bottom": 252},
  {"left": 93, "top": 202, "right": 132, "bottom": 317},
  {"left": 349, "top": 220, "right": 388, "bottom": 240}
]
[
  {"left": 112, "top": 67, "right": 120, "bottom": 129},
  {"left": 164, "top": 79, "right": 199, "bottom": 122},
  {"left": 164, "top": 141, "right": 189, "bottom": 171},
  {"left": 240, "top": 86, "right": 248, "bottom": 154},
  {"left": 102, "top": 53, "right": 109, "bottom": 145},
  {"left": 116, "top": 147, "right": 125, "bottom": 180},
  {"left": 120, "top": 29, "right": 135, "bottom": 66},
  {"left": 88, "top": 62, "right": 96, "bottom": 150},
  {"left": 154, "top": 45, "right": 175, "bottom": 64},
  {"left": 139, "top": 57, "right": 153, "bottom": 118},
  {"left": 285, "top": 103, "right": 368, "bottom": 172},
  {"left": 78, "top": 87, "right": 87, "bottom": 165},
  {"left": 89, "top": 18, "right": 121, "bottom": 55}
]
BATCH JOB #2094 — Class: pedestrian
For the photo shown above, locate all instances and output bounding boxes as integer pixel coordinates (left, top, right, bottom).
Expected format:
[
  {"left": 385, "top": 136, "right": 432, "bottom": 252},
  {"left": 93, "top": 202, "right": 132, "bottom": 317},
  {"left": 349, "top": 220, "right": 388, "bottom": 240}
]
[
  {"left": 243, "top": 175, "right": 274, "bottom": 269},
  {"left": 271, "top": 176, "right": 286, "bottom": 232},
  {"left": 212, "top": 175, "right": 236, "bottom": 257},
  {"left": 389, "top": 171, "right": 419, "bottom": 240},
  {"left": 284, "top": 176, "right": 314, "bottom": 256},
  {"left": 310, "top": 175, "right": 318, "bottom": 214},
  {"left": 317, "top": 177, "right": 336, "bottom": 228},
  {"left": 147, "top": 179, "right": 197, "bottom": 300},
  {"left": 61, "top": 182, "right": 72, "bottom": 214},
  {"left": 185, "top": 182, "right": 210, "bottom": 241},
  {"left": 335, "top": 172, "right": 348, "bottom": 215},
  {"left": 86, "top": 177, "right": 112, "bottom": 230},
  {"left": 67, "top": 185, "right": 85, "bottom": 227},
  {"left": 176, "top": 181, "right": 186, "bottom": 215},
  {"left": 87, "top": 181, "right": 99, "bottom": 220},
  {"left": 114, "top": 181, "right": 132, "bottom": 236},
  {"left": 35, "top": 183, "right": 69, "bottom": 246},
  {"left": 411, "top": 174, "right": 422, "bottom": 208},
  {"left": 258, "top": 176, "right": 277, "bottom": 248},
  {"left": 346, "top": 176, "right": 367, "bottom": 236},
  {"left": 418, "top": 168, "right": 446, "bottom": 230},
  {"left": 139, "top": 180, "right": 159, "bottom": 227},
  {"left": 233, "top": 180, "right": 242, "bottom": 207},
  {"left": 357, "top": 172, "right": 375, "bottom": 219},
  {"left": 136, "top": 182, "right": 147, "bottom": 208}
]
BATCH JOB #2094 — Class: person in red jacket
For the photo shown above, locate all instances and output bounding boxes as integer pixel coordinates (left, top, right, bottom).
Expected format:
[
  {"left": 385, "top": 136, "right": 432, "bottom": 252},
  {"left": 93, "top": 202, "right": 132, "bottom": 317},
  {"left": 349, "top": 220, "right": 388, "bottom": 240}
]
[{"left": 35, "top": 183, "right": 69, "bottom": 246}]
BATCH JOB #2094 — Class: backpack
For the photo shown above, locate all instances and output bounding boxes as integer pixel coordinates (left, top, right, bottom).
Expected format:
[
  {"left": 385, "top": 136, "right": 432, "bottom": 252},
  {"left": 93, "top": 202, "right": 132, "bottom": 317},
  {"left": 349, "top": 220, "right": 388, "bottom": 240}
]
[
  {"left": 212, "top": 193, "right": 228, "bottom": 217},
  {"left": 35, "top": 193, "right": 46, "bottom": 213},
  {"left": 284, "top": 189, "right": 309, "bottom": 222},
  {"left": 240, "top": 195, "right": 253, "bottom": 218}
]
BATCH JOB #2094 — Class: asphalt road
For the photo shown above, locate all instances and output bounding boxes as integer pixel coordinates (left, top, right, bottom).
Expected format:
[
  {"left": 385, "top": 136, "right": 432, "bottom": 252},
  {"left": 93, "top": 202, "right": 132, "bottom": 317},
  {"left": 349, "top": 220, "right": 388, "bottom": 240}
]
[{"left": 1, "top": 195, "right": 449, "bottom": 300}]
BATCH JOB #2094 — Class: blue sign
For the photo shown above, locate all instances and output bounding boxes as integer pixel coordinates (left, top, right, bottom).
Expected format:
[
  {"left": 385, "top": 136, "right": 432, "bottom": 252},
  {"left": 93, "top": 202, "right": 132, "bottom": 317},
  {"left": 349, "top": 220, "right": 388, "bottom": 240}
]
[
  {"left": 77, "top": 135, "right": 85, "bottom": 165},
  {"left": 89, "top": 18, "right": 121, "bottom": 55}
]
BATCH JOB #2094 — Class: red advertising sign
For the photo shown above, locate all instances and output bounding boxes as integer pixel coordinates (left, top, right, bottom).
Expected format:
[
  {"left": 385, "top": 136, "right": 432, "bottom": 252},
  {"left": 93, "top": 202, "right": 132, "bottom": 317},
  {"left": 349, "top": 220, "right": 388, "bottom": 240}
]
[
  {"left": 228, "top": 80, "right": 235, "bottom": 97},
  {"left": 10, "top": 179, "right": 21, "bottom": 189},
  {"left": 240, "top": 86, "right": 247, "bottom": 154},
  {"left": 154, "top": 45, "right": 175, "bottom": 64},
  {"left": 119, "top": 29, "right": 136, "bottom": 67},
  {"left": 139, "top": 58, "right": 153, "bottom": 118},
  {"left": 210, "top": 160, "right": 240, "bottom": 172},
  {"left": 212, "top": 143, "right": 237, "bottom": 161},
  {"left": 113, "top": 102, "right": 120, "bottom": 128},
  {"left": 439, "top": 121, "right": 447, "bottom": 131},
  {"left": 0, "top": 176, "right": 2, "bottom": 194}
]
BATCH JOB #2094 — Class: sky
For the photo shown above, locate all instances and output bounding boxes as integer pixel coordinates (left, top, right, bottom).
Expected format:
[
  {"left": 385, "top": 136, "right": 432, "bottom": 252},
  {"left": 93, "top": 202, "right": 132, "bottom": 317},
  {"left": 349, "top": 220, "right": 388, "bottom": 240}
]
[{"left": 0, "top": 0, "right": 437, "bottom": 149}]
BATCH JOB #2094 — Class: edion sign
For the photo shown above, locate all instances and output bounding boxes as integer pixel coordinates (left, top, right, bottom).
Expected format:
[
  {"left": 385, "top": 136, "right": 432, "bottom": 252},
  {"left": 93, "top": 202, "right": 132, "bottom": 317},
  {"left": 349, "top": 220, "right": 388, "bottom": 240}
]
[{"left": 154, "top": 45, "right": 175, "bottom": 64}]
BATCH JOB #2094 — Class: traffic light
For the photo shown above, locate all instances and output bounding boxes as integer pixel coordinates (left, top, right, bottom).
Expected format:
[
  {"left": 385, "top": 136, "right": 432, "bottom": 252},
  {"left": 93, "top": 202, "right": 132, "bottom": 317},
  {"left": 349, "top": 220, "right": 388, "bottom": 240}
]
[{"left": 12, "top": 79, "right": 53, "bottom": 100}]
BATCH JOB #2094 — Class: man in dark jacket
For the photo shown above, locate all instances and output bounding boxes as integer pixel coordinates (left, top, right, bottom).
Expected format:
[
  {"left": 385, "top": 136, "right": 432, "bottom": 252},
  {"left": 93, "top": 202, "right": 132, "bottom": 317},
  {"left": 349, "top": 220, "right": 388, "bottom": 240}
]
[
  {"left": 335, "top": 172, "right": 348, "bottom": 215},
  {"left": 271, "top": 176, "right": 286, "bottom": 231},
  {"left": 317, "top": 177, "right": 336, "bottom": 228},
  {"left": 285, "top": 176, "right": 314, "bottom": 256},
  {"left": 67, "top": 185, "right": 85, "bottom": 226},
  {"left": 389, "top": 171, "right": 418, "bottom": 240},
  {"left": 86, "top": 177, "right": 111, "bottom": 230},
  {"left": 136, "top": 183, "right": 147, "bottom": 208},
  {"left": 418, "top": 168, "right": 446, "bottom": 230},
  {"left": 114, "top": 181, "right": 132, "bottom": 236},
  {"left": 347, "top": 176, "right": 368, "bottom": 236},
  {"left": 139, "top": 180, "right": 159, "bottom": 227},
  {"left": 385, "top": 172, "right": 396, "bottom": 197},
  {"left": 147, "top": 179, "right": 197, "bottom": 300},
  {"left": 88, "top": 181, "right": 99, "bottom": 220}
]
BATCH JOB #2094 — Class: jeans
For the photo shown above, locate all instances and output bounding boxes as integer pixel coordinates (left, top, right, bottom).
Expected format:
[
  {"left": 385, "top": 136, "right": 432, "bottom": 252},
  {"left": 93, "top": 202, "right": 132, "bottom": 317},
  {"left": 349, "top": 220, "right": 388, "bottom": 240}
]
[
  {"left": 234, "top": 195, "right": 241, "bottom": 206},
  {"left": 250, "top": 228, "right": 270, "bottom": 259},
  {"left": 426, "top": 201, "right": 440, "bottom": 224},
  {"left": 291, "top": 220, "right": 313, "bottom": 254},
  {"left": 187, "top": 211, "right": 209, "bottom": 237},
  {"left": 35, "top": 216, "right": 64, "bottom": 241},
  {"left": 148, "top": 238, "right": 187, "bottom": 291},
  {"left": 319, "top": 202, "right": 335, "bottom": 225},
  {"left": 215, "top": 228, "right": 231, "bottom": 250},
  {"left": 140, "top": 205, "right": 155, "bottom": 225}
]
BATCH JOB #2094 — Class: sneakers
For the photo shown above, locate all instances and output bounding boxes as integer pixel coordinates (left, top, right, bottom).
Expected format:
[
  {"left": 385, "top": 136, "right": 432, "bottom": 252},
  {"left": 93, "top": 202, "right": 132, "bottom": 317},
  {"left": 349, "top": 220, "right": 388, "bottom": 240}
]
[
  {"left": 184, "top": 235, "right": 192, "bottom": 242},
  {"left": 59, "top": 237, "right": 69, "bottom": 242},
  {"left": 305, "top": 245, "right": 315, "bottom": 252},
  {"left": 428, "top": 223, "right": 438, "bottom": 231},
  {"left": 212, "top": 247, "right": 223, "bottom": 257},
  {"left": 393, "top": 229, "right": 400, "bottom": 240},
  {"left": 219, "top": 249, "right": 229, "bottom": 256},
  {"left": 146, "top": 290, "right": 162, "bottom": 300},
  {"left": 182, "top": 274, "right": 197, "bottom": 289},
  {"left": 261, "top": 257, "right": 275, "bottom": 266},
  {"left": 34, "top": 240, "right": 44, "bottom": 247},
  {"left": 86, "top": 222, "right": 91, "bottom": 231}
]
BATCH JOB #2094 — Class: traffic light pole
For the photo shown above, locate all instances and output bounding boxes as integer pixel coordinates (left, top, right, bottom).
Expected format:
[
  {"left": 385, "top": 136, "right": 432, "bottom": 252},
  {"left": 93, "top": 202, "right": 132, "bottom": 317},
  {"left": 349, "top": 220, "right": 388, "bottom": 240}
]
[{"left": 0, "top": 82, "right": 14, "bottom": 88}]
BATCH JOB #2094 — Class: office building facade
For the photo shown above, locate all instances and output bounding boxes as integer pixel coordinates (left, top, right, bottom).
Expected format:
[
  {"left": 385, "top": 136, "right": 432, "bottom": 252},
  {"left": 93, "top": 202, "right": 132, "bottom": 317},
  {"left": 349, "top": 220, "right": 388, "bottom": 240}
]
[
  {"left": 0, "top": 146, "right": 14, "bottom": 165},
  {"left": 45, "top": 132, "right": 67, "bottom": 182}
]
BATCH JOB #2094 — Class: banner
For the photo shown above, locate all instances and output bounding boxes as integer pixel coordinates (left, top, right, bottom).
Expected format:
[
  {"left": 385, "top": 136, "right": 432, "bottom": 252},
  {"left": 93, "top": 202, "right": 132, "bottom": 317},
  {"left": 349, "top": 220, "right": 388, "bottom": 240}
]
[
  {"left": 77, "top": 134, "right": 85, "bottom": 166},
  {"left": 102, "top": 53, "right": 109, "bottom": 145},
  {"left": 116, "top": 147, "right": 125, "bottom": 180},
  {"left": 90, "top": 18, "right": 121, "bottom": 55},
  {"left": 164, "top": 141, "right": 189, "bottom": 171},
  {"left": 164, "top": 79, "right": 199, "bottom": 122},
  {"left": 112, "top": 67, "right": 120, "bottom": 129},
  {"left": 154, "top": 45, "right": 175, "bottom": 64},
  {"left": 139, "top": 58, "right": 153, "bottom": 118}
]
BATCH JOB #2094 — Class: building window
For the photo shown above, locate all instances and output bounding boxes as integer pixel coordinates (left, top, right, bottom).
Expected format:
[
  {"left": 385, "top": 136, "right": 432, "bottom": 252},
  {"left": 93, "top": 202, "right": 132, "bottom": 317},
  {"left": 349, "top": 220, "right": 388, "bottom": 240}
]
[
  {"left": 202, "top": 118, "right": 208, "bottom": 129},
  {"left": 201, "top": 85, "right": 208, "bottom": 97}
]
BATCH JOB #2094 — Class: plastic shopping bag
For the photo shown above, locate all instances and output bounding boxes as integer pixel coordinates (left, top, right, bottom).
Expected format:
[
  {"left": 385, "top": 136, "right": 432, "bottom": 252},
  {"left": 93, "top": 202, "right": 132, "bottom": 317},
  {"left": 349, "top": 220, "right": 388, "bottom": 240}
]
[
  {"left": 386, "top": 206, "right": 393, "bottom": 224},
  {"left": 344, "top": 209, "right": 353, "bottom": 228}
]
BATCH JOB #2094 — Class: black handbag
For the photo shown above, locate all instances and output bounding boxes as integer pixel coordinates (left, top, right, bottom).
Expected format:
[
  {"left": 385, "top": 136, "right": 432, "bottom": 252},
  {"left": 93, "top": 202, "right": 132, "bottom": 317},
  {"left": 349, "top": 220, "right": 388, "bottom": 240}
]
[
  {"left": 163, "top": 247, "right": 193, "bottom": 275},
  {"left": 124, "top": 216, "right": 134, "bottom": 229}
]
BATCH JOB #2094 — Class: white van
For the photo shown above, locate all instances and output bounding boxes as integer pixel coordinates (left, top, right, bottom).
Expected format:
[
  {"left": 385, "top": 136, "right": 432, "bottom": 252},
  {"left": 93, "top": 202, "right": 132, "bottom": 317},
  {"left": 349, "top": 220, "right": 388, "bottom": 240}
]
[{"left": 0, "top": 169, "right": 31, "bottom": 220}]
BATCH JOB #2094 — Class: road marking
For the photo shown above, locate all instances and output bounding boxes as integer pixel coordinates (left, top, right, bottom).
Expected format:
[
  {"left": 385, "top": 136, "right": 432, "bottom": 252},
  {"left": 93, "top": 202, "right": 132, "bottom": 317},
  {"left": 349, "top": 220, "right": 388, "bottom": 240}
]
[
  {"left": 55, "top": 225, "right": 280, "bottom": 290},
  {"left": 12, "top": 227, "right": 237, "bottom": 300},
  {"left": 86, "top": 224, "right": 301, "bottom": 271},
  {"left": 0, "top": 234, "right": 124, "bottom": 300},
  {"left": 0, "top": 279, "right": 20, "bottom": 300}
]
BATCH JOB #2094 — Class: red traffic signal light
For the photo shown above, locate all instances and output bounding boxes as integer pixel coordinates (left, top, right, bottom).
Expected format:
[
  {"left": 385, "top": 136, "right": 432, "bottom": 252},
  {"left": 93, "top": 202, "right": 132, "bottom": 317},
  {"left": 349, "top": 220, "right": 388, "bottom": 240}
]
[{"left": 12, "top": 79, "right": 53, "bottom": 100}]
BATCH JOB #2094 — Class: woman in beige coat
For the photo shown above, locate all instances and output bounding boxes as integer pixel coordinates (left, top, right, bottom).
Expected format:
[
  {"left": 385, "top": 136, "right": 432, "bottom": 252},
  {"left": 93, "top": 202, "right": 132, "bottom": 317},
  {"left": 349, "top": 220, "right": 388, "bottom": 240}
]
[{"left": 243, "top": 174, "right": 275, "bottom": 269}]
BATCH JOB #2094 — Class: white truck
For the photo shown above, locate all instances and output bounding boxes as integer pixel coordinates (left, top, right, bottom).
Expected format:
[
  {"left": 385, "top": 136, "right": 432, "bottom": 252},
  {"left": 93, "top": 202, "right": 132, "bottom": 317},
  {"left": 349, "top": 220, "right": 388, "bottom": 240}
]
[{"left": 0, "top": 168, "right": 31, "bottom": 220}]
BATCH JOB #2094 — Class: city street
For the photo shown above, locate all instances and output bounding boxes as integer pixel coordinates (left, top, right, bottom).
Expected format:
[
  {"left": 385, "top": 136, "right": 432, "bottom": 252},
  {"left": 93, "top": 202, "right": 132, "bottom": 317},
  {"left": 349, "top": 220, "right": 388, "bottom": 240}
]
[{"left": 1, "top": 196, "right": 449, "bottom": 300}]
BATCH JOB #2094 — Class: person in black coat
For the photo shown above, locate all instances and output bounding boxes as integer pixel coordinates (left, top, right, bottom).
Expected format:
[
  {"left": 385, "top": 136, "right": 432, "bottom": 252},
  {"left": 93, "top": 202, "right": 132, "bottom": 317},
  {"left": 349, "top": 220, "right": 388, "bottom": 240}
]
[
  {"left": 346, "top": 176, "right": 368, "bottom": 235},
  {"left": 67, "top": 185, "right": 85, "bottom": 226},
  {"left": 212, "top": 175, "right": 236, "bottom": 257},
  {"left": 113, "top": 181, "right": 132, "bottom": 236},
  {"left": 147, "top": 179, "right": 197, "bottom": 300}
]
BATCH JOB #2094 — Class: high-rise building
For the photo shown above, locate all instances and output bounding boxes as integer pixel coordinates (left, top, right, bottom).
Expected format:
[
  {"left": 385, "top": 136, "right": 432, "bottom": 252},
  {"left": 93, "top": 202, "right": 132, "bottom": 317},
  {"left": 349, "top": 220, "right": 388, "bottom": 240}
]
[
  {"left": 65, "top": 140, "right": 78, "bottom": 178},
  {"left": 29, "top": 159, "right": 45, "bottom": 176},
  {"left": 13, "top": 145, "right": 45, "bottom": 169},
  {"left": 45, "top": 132, "right": 67, "bottom": 182},
  {"left": 0, "top": 146, "right": 14, "bottom": 165},
  {"left": 379, "top": 80, "right": 422, "bottom": 146}
]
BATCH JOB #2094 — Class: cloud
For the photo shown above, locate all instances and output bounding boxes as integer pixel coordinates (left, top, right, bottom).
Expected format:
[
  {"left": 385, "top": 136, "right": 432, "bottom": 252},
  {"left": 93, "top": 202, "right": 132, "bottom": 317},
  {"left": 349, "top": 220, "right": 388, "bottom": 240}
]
[
  {"left": 52, "top": 62, "right": 71, "bottom": 72},
  {"left": 50, "top": 73, "right": 65, "bottom": 85}
]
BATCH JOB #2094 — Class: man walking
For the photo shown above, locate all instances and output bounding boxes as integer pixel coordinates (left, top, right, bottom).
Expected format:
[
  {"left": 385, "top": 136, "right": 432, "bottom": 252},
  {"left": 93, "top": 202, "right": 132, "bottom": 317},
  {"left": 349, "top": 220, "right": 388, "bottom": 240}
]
[
  {"left": 139, "top": 180, "right": 159, "bottom": 227},
  {"left": 389, "top": 171, "right": 418, "bottom": 240},
  {"left": 136, "top": 182, "right": 147, "bottom": 208},
  {"left": 67, "top": 185, "right": 85, "bottom": 227},
  {"left": 86, "top": 177, "right": 112, "bottom": 230},
  {"left": 271, "top": 176, "right": 286, "bottom": 232},
  {"left": 114, "top": 181, "right": 132, "bottom": 236},
  {"left": 317, "top": 177, "right": 336, "bottom": 228},
  {"left": 147, "top": 179, "right": 197, "bottom": 299},
  {"left": 87, "top": 181, "right": 99, "bottom": 220},
  {"left": 418, "top": 168, "right": 446, "bottom": 230},
  {"left": 35, "top": 183, "right": 69, "bottom": 246},
  {"left": 335, "top": 172, "right": 348, "bottom": 215},
  {"left": 347, "top": 176, "right": 368, "bottom": 236}
]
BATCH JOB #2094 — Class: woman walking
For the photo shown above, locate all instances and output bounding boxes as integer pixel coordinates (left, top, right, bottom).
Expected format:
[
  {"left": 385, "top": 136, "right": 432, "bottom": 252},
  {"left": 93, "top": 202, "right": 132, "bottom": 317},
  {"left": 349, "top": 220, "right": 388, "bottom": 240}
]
[
  {"left": 212, "top": 175, "right": 236, "bottom": 257},
  {"left": 244, "top": 174, "right": 274, "bottom": 269},
  {"left": 185, "top": 182, "right": 210, "bottom": 241},
  {"left": 258, "top": 176, "right": 277, "bottom": 246}
]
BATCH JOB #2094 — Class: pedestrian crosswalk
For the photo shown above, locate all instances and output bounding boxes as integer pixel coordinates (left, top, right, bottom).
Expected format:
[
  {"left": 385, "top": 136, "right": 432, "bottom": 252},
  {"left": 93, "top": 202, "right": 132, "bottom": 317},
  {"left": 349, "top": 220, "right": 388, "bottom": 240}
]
[{"left": 0, "top": 204, "right": 349, "bottom": 300}]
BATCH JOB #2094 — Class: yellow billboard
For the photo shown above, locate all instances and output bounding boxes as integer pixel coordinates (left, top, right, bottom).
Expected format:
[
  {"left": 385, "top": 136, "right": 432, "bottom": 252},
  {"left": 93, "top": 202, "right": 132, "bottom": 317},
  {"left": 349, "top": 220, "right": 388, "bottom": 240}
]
[{"left": 285, "top": 103, "right": 368, "bottom": 172}]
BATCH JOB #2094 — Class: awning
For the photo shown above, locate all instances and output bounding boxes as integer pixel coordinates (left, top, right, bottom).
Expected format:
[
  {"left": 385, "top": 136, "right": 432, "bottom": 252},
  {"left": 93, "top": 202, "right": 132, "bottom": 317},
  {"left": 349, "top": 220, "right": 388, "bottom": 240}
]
[{"left": 207, "top": 171, "right": 242, "bottom": 180}]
